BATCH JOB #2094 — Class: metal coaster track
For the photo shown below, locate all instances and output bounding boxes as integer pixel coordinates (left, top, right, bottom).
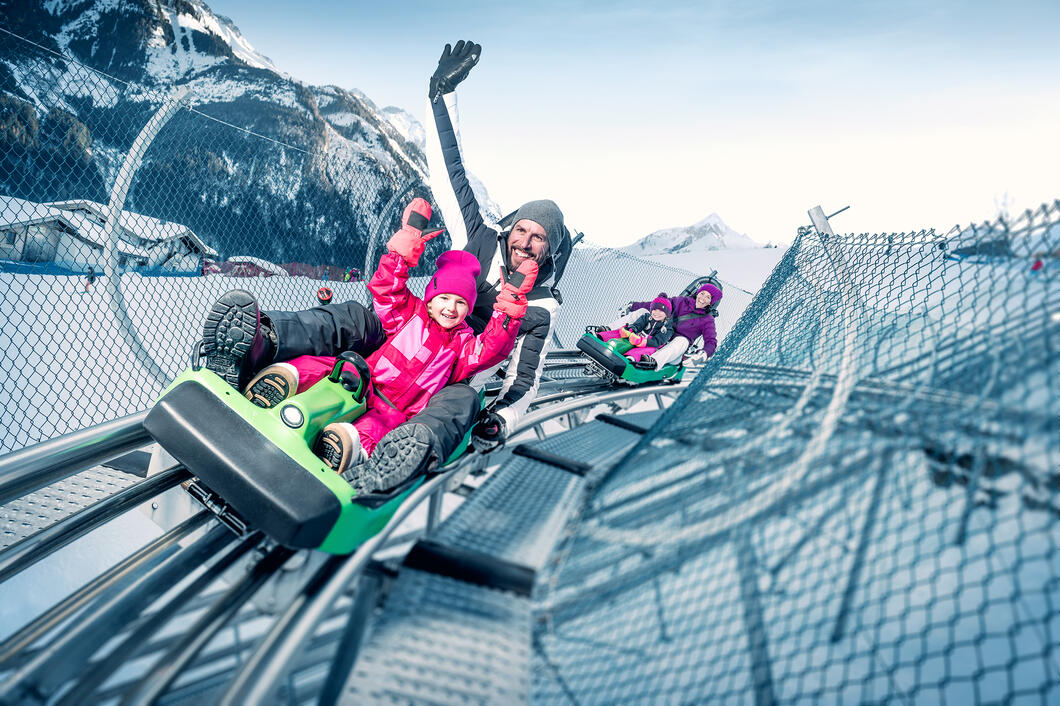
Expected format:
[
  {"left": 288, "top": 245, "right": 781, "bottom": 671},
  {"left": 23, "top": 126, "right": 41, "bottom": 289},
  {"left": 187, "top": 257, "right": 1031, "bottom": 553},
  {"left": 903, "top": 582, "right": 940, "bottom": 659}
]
[{"left": 0, "top": 350, "right": 692, "bottom": 705}]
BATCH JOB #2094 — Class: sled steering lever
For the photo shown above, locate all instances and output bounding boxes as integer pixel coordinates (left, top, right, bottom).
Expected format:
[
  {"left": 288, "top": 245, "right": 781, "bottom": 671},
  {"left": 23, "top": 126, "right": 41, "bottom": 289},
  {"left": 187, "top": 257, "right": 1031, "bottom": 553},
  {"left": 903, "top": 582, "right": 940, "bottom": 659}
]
[{"left": 329, "top": 351, "right": 372, "bottom": 403}]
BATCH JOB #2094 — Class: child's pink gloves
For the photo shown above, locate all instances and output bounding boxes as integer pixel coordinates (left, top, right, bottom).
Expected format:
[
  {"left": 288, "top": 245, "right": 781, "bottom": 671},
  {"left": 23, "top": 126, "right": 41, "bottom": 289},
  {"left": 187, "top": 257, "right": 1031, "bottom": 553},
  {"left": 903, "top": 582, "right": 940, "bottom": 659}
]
[
  {"left": 386, "top": 198, "right": 445, "bottom": 268},
  {"left": 494, "top": 260, "right": 539, "bottom": 318}
]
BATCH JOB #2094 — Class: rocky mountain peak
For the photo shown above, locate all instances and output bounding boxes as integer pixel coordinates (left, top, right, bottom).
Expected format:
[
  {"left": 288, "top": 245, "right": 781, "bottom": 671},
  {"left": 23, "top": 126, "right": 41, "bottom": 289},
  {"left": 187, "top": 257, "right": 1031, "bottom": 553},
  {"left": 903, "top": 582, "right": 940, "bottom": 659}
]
[{"left": 621, "top": 213, "right": 757, "bottom": 256}]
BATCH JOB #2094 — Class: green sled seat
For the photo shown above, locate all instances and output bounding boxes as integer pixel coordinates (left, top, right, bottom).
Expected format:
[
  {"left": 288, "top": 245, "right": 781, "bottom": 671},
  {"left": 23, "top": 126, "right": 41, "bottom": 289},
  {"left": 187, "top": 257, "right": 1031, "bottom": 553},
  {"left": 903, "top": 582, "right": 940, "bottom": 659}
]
[
  {"left": 576, "top": 333, "right": 685, "bottom": 386},
  {"left": 145, "top": 351, "right": 472, "bottom": 555}
]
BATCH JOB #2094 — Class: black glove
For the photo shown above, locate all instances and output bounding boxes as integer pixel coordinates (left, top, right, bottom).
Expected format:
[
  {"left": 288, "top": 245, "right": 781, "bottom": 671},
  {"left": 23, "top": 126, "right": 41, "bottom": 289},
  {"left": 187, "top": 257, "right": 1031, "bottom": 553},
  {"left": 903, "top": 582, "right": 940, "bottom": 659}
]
[
  {"left": 619, "top": 301, "right": 633, "bottom": 316},
  {"left": 471, "top": 409, "right": 506, "bottom": 451},
  {"left": 429, "top": 40, "right": 482, "bottom": 103}
]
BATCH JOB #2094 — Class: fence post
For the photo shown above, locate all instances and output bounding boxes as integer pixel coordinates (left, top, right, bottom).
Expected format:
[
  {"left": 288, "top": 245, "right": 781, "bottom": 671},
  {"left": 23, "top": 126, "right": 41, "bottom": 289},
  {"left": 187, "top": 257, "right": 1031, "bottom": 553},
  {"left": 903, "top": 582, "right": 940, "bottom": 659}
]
[
  {"left": 102, "top": 85, "right": 192, "bottom": 388},
  {"left": 364, "top": 179, "right": 418, "bottom": 276}
]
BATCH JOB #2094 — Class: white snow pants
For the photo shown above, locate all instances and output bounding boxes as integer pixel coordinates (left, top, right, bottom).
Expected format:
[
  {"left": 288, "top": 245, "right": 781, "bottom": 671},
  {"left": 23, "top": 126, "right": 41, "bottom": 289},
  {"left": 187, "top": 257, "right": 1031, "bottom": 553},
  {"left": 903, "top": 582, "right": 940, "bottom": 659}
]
[
  {"left": 605, "top": 309, "right": 691, "bottom": 366},
  {"left": 648, "top": 336, "right": 691, "bottom": 366}
]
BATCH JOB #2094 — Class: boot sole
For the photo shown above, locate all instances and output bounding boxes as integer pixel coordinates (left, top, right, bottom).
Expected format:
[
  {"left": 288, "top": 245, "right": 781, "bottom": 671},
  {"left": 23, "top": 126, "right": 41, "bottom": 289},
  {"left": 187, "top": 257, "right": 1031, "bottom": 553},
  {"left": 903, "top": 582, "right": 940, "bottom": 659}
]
[
  {"left": 360, "top": 425, "right": 434, "bottom": 493},
  {"left": 245, "top": 371, "right": 295, "bottom": 409},
  {"left": 314, "top": 430, "right": 348, "bottom": 472},
  {"left": 202, "top": 290, "right": 259, "bottom": 388}
]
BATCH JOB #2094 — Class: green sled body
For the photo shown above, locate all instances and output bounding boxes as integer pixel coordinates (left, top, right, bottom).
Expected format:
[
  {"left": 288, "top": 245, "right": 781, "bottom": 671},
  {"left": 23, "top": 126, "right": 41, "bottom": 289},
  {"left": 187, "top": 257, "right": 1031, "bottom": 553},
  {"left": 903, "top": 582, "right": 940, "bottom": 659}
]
[
  {"left": 576, "top": 333, "right": 685, "bottom": 386},
  {"left": 144, "top": 362, "right": 473, "bottom": 554}
]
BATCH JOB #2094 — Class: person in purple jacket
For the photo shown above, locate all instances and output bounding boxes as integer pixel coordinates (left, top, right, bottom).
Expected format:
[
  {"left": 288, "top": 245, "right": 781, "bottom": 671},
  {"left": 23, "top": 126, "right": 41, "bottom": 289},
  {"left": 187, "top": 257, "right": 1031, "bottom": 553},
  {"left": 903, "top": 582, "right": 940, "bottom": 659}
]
[{"left": 592, "top": 282, "right": 722, "bottom": 370}]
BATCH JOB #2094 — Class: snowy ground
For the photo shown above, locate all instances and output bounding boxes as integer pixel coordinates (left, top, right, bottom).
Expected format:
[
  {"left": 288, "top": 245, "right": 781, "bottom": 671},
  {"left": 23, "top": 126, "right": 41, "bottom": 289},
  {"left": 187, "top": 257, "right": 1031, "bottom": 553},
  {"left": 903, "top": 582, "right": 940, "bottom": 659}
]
[
  {"left": 0, "top": 246, "right": 781, "bottom": 454},
  {"left": 638, "top": 246, "right": 788, "bottom": 293}
]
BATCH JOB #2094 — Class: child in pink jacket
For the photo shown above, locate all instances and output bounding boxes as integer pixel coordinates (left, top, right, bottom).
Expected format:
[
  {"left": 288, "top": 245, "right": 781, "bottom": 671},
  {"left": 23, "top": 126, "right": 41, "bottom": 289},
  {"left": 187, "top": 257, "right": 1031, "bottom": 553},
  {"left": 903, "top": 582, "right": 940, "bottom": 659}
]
[
  {"left": 243, "top": 198, "right": 538, "bottom": 475},
  {"left": 594, "top": 295, "right": 675, "bottom": 363}
]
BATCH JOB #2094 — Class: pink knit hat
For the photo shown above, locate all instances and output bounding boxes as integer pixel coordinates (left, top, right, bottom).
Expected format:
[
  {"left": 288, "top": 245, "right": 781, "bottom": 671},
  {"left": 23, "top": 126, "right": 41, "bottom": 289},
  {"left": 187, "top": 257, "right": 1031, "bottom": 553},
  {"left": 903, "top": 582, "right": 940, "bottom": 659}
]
[
  {"left": 424, "top": 250, "right": 480, "bottom": 309},
  {"left": 697, "top": 282, "right": 723, "bottom": 304},
  {"left": 650, "top": 293, "right": 672, "bottom": 316}
]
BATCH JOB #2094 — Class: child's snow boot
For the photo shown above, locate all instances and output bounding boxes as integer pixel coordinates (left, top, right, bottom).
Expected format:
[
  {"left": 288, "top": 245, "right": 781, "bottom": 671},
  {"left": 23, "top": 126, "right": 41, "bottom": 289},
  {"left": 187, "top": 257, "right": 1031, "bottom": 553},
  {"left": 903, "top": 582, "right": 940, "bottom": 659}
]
[
  {"left": 633, "top": 354, "right": 658, "bottom": 371},
  {"left": 314, "top": 422, "right": 368, "bottom": 476},
  {"left": 357, "top": 424, "right": 439, "bottom": 493},
  {"left": 202, "top": 289, "right": 276, "bottom": 389},
  {"left": 243, "top": 362, "right": 299, "bottom": 408}
]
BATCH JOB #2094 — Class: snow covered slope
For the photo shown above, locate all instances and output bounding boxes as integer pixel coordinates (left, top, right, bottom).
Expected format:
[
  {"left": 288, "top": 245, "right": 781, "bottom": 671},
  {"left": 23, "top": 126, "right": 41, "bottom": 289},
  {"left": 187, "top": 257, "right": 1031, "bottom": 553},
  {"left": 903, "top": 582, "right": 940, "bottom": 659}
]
[
  {"left": 1, "top": 0, "right": 499, "bottom": 266},
  {"left": 620, "top": 213, "right": 759, "bottom": 257},
  {"left": 638, "top": 247, "right": 788, "bottom": 294}
]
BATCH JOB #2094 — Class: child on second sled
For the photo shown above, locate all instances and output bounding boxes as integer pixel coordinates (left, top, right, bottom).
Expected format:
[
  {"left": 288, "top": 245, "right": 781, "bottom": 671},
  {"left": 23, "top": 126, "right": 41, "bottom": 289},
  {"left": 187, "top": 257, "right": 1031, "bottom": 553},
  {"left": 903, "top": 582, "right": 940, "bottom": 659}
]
[
  {"left": 589, "top": 282, "right": 723, "bottom": 369},
  {"left": 240, "top": 198, "right": 538, "bottom": 480},
  {"left": 592, "top": 295, "right": 675, "bottom": 365}
]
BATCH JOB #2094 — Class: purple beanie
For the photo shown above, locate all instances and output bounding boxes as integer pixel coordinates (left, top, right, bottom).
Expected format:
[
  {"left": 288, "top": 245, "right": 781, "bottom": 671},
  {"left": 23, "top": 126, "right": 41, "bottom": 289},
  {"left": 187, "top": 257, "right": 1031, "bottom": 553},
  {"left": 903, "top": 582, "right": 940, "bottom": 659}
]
[
  {"left": 650, "top": 294, "right": 672, "bottom": 316},
  {"left": 697, "top": 283, "right": 723, "bottom": 305},
  {"left": 425, "top": 250, "right": 480, "bottom": 309}
]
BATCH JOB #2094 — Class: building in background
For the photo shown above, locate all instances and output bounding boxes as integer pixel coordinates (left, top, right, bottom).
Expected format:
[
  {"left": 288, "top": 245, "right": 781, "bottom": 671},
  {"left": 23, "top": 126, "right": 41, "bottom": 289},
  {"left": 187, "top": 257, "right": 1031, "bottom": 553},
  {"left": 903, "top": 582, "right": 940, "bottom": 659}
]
[{"left": 0, "top": 195, "right": 216, "bottom": 273}]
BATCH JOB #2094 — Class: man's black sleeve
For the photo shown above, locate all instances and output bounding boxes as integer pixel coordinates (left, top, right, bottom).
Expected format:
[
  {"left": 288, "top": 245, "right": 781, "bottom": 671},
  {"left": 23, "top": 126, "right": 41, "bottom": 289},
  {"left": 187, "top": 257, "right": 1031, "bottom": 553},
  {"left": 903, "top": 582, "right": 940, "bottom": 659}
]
[
  {"left": 491, "top": 298, "right": 560, "bottom": 430},
  {"left": 424, "top": 92, "right": 496, "bottom": 265}
]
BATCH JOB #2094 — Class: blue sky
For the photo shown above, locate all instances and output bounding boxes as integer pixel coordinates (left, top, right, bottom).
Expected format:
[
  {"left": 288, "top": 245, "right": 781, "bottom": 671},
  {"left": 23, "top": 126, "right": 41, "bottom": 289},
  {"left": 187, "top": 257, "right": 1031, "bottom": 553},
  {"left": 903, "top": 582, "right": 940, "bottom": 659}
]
[{"left": 209, "top": 0, "right": 1060, "bottom": 245}]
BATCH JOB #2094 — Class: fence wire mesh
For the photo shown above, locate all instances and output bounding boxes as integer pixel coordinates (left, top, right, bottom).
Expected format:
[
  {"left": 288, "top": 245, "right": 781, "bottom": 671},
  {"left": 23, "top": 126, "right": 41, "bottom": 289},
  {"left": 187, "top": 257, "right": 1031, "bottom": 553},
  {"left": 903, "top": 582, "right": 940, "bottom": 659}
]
[
  {"left": 0, "top": 29, "right": 434, "bottom": 452},
  {"left": 0, "top": 27, "right": 744, "bottom": 454},
  {"left": 534, "top": 205, "right": 1059, "bottom": 704}
]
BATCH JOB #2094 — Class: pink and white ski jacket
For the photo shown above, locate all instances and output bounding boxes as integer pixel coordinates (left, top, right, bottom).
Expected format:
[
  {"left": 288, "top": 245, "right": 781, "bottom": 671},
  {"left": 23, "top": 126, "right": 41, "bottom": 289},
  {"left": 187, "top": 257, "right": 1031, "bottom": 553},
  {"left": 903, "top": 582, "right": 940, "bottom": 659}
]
[{"left": 365, "top": 251, "right": 521, "bottom": 419}]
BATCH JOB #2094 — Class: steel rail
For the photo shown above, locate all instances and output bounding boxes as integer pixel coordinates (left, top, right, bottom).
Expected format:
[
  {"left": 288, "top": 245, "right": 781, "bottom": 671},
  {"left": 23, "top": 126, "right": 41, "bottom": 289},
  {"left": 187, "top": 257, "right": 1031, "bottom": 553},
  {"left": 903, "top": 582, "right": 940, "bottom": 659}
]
[
  {"left": 120, "top": 543, "right": 297, "bottom": 706},
  {"left": 94, "top": 615, "right": 352, "bottom": 704},
  {"left": 74, "top": 586, "right": 352, "bottom": 701},
  {"left": 0, "top": 411, "right": 149, "bottom": 505},
  {"left": 217, "top": 381, "right": 687, "bottom": 704},
  {"left": 516, "top": 381, "right": 690, "bottom": 435},
  {"left": 0, "top": 511, "right": 211, "bottom": 670},
  {"left": 0, "top": 524, "right": 235, "bottom": 706},
  {"left": 56, "top": 531, "right": 266, "bottom": 706},
  {"left": 215, "top": 468, "right": 459, "bottom": 705},
  {"left": 0, "top": 465, "right": 190, "bottom": 584}
]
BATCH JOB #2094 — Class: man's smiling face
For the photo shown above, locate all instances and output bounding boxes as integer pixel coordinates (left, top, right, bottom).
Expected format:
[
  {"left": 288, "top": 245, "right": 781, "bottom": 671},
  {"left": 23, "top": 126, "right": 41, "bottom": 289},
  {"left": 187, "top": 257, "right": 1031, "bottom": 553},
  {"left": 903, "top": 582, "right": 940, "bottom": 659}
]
[{"left": 508, "top": 219, "right": 550, "bottom": 269}]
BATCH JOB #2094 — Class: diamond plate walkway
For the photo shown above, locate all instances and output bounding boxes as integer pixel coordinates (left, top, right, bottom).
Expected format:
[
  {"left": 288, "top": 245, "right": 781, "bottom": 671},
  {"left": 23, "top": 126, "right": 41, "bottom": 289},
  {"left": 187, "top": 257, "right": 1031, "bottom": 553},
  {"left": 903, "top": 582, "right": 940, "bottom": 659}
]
[{"left": 337, "top": 411, "right": 658, "bottom": 704}]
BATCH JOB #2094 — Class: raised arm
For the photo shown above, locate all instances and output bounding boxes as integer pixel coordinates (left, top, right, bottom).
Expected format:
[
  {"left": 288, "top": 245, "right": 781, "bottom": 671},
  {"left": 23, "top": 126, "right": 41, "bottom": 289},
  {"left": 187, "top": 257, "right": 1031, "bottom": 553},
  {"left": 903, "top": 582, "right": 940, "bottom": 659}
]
[
  {"left": 451, "top": 310, "right": 520, "bottom": 382},
  {"left": 452, "top": 259, "right": 538, "bottom": 381},
  {"left": 424, "top": 41, "right": 496, "bottom": 257},
  {"left": 369, "top": 253, "right": 416, "bottom": 335},
  {"left": 371, "top": 199, "right": 443, "bottom": 334}
]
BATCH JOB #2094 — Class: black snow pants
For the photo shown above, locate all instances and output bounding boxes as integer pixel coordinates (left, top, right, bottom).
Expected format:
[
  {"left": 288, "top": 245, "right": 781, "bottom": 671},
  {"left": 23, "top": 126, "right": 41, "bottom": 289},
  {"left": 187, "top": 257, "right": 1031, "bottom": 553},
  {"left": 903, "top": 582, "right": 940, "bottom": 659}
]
[{"left": 266, "top": 300, "right": 480, "bottom": 460}]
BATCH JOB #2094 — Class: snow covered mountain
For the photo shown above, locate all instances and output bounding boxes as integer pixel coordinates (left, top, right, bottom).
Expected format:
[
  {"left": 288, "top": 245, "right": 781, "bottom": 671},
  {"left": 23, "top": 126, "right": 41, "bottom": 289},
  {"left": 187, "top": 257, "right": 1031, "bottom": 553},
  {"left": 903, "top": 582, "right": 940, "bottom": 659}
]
[
  {"left": 620, "top": 213, "right": 757, "bottom": 256},
  {"left": 381, "top": 104, "right": 502, "bottom": 223},
  {"left": 0, "top": 0, "right": 468, "bottom": 267}
]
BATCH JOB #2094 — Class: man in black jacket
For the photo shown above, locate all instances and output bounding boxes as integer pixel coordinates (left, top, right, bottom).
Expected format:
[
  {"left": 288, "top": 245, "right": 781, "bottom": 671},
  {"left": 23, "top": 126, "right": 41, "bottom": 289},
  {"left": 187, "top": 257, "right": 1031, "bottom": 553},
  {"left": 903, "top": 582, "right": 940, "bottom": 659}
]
[
  {"left": 425, "top": 40, "right": 573, "bottom": 441},
  {"left": 200, "top": 40, "right": 572, "bottom": 488}
]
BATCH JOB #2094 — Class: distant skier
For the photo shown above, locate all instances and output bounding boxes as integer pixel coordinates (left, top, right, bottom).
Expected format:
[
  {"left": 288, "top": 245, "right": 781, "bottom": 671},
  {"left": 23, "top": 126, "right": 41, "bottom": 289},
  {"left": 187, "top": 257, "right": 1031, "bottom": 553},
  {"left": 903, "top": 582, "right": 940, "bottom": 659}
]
[{"left": 84, "top": 266, "right": 98, "bottom": 292}]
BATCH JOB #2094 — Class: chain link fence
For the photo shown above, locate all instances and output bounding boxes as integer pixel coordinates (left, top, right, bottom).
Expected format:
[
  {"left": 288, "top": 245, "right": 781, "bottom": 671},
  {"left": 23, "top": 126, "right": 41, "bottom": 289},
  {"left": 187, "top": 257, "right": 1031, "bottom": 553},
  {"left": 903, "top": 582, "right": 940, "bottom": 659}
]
[
  {"left": 533, "top": 203, "right": 1058, "bottom": 703},
  {"left": 0, "top": 26, "right": 756, "bottom": 454},
  {"left": 0, "top": 28, "right": 438, "bottom": 453}
]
